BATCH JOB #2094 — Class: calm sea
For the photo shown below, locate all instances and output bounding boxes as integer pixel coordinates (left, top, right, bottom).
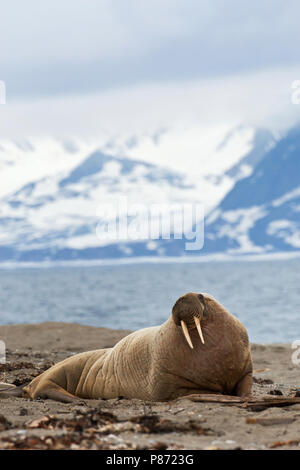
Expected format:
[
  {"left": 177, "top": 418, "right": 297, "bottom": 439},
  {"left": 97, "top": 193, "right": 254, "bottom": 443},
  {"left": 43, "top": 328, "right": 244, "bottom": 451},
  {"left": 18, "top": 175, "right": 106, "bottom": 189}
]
[{"left": 0, "top": 259, "right": 299, "bottom": 343}]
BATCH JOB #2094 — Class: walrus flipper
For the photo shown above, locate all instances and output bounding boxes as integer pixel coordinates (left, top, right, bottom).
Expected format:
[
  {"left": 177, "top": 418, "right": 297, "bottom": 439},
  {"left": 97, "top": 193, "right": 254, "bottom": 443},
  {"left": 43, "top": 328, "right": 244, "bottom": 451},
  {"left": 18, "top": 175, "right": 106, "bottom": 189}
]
[
  {"left": 38, "top": 388, "right": 86, "bottom": 404},
  {"left": 23, "top": 379, "right": 86, "bottom": 404},
  {"left": 0, "top": 382, "right": 24, "bottom": 398},
  {"left": 234, "top": 371, "right": 253, "bottom": 398},
  {"left": 0, "top": 382, "right": 16, "bottom": 392}
]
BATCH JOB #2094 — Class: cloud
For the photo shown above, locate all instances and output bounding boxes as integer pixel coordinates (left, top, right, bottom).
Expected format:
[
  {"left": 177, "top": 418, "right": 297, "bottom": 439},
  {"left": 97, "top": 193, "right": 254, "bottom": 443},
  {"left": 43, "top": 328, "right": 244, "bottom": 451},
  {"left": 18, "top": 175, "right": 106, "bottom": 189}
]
[
  {"left": 2, "top": 0, "right": 300, "bottom": 99},
  {"left": 1, "top": 66, "right": 300, "bottom": 141}
]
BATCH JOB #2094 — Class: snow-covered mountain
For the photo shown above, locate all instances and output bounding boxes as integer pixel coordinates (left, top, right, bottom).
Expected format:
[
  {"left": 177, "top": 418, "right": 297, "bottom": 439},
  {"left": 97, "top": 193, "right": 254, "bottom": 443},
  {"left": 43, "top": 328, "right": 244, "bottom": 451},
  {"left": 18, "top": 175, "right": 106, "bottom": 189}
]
[
  {"left": 0, "top": 126, "right": 280, "bottom": 262},
  {"left": 203, "top": 126, "right": 300, "bottom": 255}
]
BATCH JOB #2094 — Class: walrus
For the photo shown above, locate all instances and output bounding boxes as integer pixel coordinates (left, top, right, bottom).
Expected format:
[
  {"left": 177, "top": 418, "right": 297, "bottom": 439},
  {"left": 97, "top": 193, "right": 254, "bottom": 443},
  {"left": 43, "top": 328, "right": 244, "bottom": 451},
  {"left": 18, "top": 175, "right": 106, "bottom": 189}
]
[{"left": 0, "top": 293, "right": 253, "bottom": 403}]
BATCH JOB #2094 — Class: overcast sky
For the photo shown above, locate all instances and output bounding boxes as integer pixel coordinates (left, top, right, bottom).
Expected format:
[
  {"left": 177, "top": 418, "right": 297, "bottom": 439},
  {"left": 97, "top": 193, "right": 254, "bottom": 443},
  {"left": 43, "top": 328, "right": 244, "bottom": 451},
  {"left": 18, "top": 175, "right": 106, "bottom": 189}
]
[
  {"left": 1, "top": 0, "right": 300, "bottom": 138},
  {"left": 2, "top": 0, "right": 300, "bottom": 98}
]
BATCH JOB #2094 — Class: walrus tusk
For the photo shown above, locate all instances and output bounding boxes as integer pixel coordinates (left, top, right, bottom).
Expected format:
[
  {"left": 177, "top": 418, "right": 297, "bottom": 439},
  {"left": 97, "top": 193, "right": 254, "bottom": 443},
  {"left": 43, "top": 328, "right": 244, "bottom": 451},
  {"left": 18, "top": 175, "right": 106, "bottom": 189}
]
[
  {"left": 194, "top": 316, "right": 205, "bottom": 344},
  {"left": 180, "top": 320, "right": 194, "bottom": 349}
]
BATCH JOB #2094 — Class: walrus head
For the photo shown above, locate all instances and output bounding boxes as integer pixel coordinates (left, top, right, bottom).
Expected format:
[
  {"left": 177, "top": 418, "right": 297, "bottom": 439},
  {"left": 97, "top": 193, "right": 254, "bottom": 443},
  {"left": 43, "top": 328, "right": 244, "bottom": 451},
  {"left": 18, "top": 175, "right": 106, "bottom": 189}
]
[{"left": 172, "top": 292, "right": 208, "bottom": 349}]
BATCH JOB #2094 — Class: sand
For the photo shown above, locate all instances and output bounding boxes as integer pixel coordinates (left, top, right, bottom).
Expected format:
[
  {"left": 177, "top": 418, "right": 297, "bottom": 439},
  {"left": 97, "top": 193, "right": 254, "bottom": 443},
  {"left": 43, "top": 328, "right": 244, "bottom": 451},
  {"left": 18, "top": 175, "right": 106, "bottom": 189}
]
[{"left": 0, "top": 322, "right": 299, "bottom": 450}]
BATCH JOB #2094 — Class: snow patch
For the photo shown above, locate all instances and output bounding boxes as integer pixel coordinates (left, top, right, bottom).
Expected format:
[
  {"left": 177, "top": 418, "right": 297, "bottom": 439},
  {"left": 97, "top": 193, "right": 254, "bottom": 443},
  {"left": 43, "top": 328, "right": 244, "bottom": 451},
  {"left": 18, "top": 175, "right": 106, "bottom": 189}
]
[
  {"left": 267, "top": 219, "right": 300, "bottom": 248},
  {"left": 217, "top": 206, "right": 267, "bottom": 253},
  {"left": 272, "top": 186, "right": 300, "bottom": 207}
]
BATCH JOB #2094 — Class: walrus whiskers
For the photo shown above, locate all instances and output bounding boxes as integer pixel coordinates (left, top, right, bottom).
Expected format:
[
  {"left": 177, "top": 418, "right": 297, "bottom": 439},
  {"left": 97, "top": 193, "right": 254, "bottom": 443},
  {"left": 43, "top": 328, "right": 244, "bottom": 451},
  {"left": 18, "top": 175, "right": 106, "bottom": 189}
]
[
  {"left": 180, "top": 320, "right": 193, "bottom": 349},
  {"left": 194, "top": 316, "right": 205, "bottom": 344}
]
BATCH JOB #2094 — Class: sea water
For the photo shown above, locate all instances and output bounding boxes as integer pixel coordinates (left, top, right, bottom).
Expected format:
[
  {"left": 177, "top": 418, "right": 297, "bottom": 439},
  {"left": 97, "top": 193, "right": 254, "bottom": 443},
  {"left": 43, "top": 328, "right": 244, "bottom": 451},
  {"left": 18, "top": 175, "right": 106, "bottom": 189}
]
[{"left": 0, "top": 259, "right": 299, "bottom": 343}]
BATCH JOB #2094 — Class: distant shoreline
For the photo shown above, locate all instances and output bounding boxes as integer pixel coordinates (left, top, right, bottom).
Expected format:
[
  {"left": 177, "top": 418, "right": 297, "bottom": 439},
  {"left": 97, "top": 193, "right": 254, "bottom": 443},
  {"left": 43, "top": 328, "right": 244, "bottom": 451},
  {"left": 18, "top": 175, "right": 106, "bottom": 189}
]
[{"left": 1, "top": 250, "right": 300, "bottom": 269}]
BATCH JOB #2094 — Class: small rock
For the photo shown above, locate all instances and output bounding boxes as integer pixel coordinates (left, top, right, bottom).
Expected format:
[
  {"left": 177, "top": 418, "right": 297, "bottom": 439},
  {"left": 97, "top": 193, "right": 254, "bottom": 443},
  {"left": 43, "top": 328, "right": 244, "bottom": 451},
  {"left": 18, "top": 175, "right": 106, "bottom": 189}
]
[
  {"left": 253, "top": 377, "right": 274, "bottom": 385},
  {"left": 0, "top": 414, "right": 10, "bottom": 425},
  {"left": 269, "top": 389, "right": 283, "bottom": 396},
  {"left": 0, "top": 414, "right": 11, "bottom": 431},
  {"left": 152, "top": 441, "right": 168, "bottom": 450}
]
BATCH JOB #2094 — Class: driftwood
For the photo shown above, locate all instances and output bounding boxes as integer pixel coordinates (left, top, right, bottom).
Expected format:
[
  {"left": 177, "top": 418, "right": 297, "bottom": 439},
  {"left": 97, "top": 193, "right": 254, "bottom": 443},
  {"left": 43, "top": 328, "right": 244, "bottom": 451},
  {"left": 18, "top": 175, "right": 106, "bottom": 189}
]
[{"left": 177, "top": 394, "right": 300, "bottom": 409}]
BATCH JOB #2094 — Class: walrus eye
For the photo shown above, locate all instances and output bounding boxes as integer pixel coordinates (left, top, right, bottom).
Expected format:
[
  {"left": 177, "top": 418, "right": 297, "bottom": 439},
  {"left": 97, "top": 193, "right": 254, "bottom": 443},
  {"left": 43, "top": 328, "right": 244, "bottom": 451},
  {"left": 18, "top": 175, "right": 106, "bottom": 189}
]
[{"left": 198, "top": 294, "right": 208, "bottom": 318}]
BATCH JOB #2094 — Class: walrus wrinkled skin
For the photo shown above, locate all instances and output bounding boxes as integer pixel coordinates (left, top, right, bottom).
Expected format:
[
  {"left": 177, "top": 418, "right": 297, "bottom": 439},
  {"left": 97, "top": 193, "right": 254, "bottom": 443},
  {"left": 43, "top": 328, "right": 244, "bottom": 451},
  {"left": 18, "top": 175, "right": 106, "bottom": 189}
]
[{"left": 17, "top": 293, "right": 253, "bottom": 403}]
